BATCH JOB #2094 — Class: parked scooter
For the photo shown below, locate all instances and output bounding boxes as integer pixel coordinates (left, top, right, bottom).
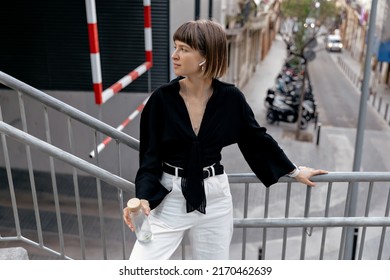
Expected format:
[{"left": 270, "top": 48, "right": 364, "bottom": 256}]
[
  {"left": 264, "top": 89, "right": 316, "bottom": 129},
  {"left": 264, "top": 51, "right": 317, "bottom": 129}
]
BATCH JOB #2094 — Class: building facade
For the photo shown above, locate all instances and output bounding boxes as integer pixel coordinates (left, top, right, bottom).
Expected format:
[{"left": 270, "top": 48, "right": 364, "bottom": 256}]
[{"left": 340, "top": 0, "right": 390, "bottom": 86}]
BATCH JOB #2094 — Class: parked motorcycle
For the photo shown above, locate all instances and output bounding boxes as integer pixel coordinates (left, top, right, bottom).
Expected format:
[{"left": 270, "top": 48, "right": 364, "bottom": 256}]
[
  {"left": 264, "top": 89, "right": 316, "bottom": 129},
  {"left": 264, "top": 53, "right": 317, "bottom": 129}
]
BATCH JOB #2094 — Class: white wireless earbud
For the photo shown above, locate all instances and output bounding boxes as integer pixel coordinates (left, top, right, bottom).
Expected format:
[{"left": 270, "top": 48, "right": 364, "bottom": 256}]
[{"left": 199, "top": 60, "right": 206, "bottom": 66}]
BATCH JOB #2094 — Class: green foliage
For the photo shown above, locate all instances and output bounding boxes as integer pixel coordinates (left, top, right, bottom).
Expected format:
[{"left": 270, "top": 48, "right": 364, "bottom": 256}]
[
  {"left": 281, "top": 0, "right": 337, "bottom": 22},
  {"left": 281, "top": 0, "right": 313, "bottom": 22},
  {"left": 280, "top": 0, "right": 338, "bottom": 54},
  {"left": 317, "top": 1, "right": 338, "bottom": 24}
]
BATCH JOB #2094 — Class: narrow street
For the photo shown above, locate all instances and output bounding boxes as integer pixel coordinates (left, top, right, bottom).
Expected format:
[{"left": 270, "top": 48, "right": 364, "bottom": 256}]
[{"left": 309, "top": 40, "right": 388, "bottom": 131}]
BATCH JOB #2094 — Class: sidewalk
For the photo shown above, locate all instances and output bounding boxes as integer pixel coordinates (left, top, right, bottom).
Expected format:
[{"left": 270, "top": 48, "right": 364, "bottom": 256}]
[{"left": 335, "top": 47, "right": 390, "bottom": 125}]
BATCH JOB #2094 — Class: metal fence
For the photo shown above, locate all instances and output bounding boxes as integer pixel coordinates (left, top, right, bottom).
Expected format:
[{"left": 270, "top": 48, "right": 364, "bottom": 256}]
[
  {"left": 1, "top": 71, "right": 390, "bottom": 260},
  {"left": 228, "top": 173, "right": 390, "bottom": 260},
  {"left": 0, "top": 70, "right": 138, "bottom": 259}
]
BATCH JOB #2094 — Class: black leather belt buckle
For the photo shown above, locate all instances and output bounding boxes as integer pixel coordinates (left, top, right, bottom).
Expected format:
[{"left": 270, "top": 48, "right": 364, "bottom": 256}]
[
  {"left": 203, "top": 169, "right": 211, "bottom": 179},
  {"left": 163, "top": 163, "right": 223, "bottom": 179}
]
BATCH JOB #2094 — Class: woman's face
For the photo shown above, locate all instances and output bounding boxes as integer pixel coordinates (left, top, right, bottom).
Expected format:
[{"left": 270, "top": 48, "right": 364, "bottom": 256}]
[{"left": 172, "top": 40, "right": 205, "bottom": 77}]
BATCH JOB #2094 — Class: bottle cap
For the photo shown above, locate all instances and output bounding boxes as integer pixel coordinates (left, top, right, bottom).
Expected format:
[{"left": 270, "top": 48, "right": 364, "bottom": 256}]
[{"left": 127, "top": 198, "right": 142, "bottom": 212}]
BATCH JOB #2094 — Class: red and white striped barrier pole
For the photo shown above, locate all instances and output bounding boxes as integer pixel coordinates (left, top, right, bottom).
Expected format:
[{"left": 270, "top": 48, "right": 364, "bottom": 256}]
[
  {"left": 89, "top": 97, "right": 149, "bottom": 158},
  {"left": 85, "top": 0, "right": 153, "bottom": 105},
  {"left": 85, "top": 0, "right": 103, "bottom": 104},
  {"left": 101, "top": 62, "right": 152, "bottom": 104},
  {"left": 144, "top": 0, "right": 153, "bottom": 64}
]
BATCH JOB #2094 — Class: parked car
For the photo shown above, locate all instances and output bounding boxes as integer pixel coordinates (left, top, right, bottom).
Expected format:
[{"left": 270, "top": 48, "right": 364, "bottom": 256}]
[{"left": 325, "top": 34, "right": 343, "bottom": 52}]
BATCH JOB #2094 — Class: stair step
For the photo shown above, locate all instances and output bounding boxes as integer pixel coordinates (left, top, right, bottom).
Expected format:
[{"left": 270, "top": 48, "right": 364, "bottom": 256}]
[{"left": 0, "top": 247, "right": 29, "bottom": 260}]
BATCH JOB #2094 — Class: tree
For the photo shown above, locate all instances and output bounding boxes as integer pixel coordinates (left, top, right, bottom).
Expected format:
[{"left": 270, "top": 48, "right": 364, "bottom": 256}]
[
  {"left": 281, "top": 0, "right": 338, "bottom": 55},
  {"left": 279, "top": 0, "right": 338, "bottom": 139}
]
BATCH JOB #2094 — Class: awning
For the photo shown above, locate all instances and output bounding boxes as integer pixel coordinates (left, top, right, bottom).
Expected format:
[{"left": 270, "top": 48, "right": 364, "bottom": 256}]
[{"left": 378, "top": 41, "right": 390, "bottom": 62}]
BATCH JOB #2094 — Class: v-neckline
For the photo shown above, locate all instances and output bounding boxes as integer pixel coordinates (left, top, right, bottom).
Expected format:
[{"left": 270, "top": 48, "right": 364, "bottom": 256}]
[
  {"left": 177, "top": 78, "right": 215, "bottom": 137},
  {"left": 181, "top": 91, "right": 212, "bottom": 137}
]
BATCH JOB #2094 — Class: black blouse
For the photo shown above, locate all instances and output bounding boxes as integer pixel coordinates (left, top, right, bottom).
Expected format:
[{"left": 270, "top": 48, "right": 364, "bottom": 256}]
[{"left": 135, "top": 76, "right": 295, "bottom": 211}]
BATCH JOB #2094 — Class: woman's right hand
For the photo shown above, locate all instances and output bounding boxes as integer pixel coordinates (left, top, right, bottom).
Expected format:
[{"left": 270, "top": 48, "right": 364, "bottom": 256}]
[{"left": 123, "top": 199, "right": 151, "bottom": 232}]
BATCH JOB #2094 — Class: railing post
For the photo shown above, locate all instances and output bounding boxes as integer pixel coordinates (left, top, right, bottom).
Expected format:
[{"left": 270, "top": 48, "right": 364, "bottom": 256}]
[
  {"left": 241, "top": 183, "right": 250, "bottom": 260},
  {"left": 17, "top": 91, "right": 44, "bottom": 246},
  {"left": 0, "top": 106, "right": 22, "bottom": 238}
]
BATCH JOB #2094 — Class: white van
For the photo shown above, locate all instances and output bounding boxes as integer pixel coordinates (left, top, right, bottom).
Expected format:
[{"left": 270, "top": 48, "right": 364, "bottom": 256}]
[{"left": 325, "top": 34, "right": 343, "bottom": 52}]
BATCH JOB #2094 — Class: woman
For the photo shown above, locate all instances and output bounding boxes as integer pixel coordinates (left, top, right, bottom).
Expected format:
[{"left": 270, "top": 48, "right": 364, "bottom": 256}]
[{"left": 123, "top": 19, "right": 327, "bottom": 260}]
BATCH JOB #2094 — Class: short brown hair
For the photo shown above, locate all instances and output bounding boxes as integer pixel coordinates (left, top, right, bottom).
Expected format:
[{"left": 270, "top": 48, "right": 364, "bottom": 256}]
[{"left": 173, "top": 19, "right": 228, "bottom": 78}]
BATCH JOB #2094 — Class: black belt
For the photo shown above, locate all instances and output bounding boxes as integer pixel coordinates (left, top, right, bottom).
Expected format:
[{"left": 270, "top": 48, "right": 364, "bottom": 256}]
[{"left": 163, "top": 162, "right": 224, "bottom": 180}]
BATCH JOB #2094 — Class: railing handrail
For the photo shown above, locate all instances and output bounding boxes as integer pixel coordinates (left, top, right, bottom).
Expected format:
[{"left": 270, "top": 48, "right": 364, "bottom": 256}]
[
  {"left": 0, "top": 70, "right": 139, "bottom": 151},
  {"left": 234, "top": 217, "right": 390, "bottom": 228},
  {"left": 228, "top": 172, "right": 390, "bottom": 183},
  {"left": 0, "top": 120, "right": 134, "bottom": 192}
]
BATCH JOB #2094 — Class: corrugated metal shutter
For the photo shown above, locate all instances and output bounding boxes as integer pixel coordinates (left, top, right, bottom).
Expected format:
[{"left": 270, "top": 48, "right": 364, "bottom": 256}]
[{"left": 0, "top": 0, "right": 169, "bottom": 93}]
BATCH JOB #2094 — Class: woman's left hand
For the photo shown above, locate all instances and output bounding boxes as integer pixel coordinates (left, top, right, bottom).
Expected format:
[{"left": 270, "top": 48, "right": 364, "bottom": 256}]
[
  {"left": 123, "top": 199, "right": 151, "bottom": 232},
  {"left": 294, "top": 166, "right": 328, "bottom": 187}
]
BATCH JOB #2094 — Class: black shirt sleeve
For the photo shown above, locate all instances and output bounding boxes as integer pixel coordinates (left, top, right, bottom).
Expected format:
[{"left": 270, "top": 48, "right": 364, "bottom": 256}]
[{"left": 236, "top": 90, "right": 295, "bottom": 187}]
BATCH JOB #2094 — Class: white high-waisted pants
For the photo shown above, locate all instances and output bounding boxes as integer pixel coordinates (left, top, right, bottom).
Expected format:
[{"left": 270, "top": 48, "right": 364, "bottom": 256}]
[{"left": 129, "top": 172, "right": 233, "bottom": 260}]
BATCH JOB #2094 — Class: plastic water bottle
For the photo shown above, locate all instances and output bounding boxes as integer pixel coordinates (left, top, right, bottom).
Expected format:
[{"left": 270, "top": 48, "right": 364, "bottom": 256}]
[{"left": 127, "top": 198, "right": 152, "bottom": 243}]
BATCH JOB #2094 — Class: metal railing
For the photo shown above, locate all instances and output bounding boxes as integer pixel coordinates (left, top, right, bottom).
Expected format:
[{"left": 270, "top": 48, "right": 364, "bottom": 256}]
[
  {"left": 228, "top": 173, "right": 390, "bottom": 260},
  {"left": 0, "top": 119, "right": 134, "bottom": 259},
  {"left": 0, "top": 70, "right": 139, "bottom": 259},
  {"left": 1, "top": 71, "right": 390, "bottom": 260}
]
